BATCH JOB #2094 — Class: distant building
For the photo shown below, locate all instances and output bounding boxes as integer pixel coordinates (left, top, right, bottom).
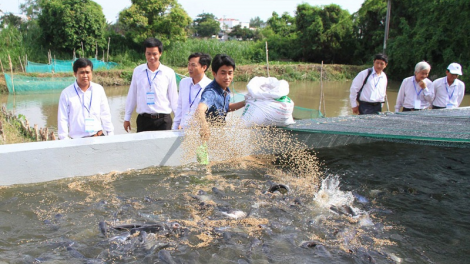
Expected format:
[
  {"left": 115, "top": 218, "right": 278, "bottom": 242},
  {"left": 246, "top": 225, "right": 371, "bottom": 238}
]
[{"left": 218, "top": 18, "right": 250, "bottom": 31}]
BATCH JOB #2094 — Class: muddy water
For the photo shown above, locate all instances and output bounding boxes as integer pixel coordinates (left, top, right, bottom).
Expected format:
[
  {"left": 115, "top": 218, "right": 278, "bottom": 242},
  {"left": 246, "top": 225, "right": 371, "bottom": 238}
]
[{"left": 4, "top": 80, "right": 468, "bottom": 135}]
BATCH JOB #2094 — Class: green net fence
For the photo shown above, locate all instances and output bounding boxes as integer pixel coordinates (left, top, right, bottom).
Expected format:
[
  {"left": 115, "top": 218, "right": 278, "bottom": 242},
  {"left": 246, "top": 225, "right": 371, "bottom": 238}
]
[
  {"left": 285, "top": 108, "right": 470, "bottom": 144},
  {"left": 25, "top": 58, "right": 118, "bottom": 73},
  {"left": 4, "top": 73, "right": 75, "bottom": 93}
]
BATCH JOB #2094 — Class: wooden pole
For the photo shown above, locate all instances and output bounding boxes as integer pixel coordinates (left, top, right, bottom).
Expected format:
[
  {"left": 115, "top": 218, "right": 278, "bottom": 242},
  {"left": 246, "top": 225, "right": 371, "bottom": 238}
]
[
  {"left": 73, "top": 48, "right": 76, "bottom": 60},
  {"left": 81, "top": 42, "right": 84, "bottom": 58},
  {"left": 265, "top": 41, "right": 270, "bottom": 77},
  {"left": 0, "top": 59, "right": 4, "bottom": 74},
  {"left": 107, "top": 37, "right": 110, "bottom": 62},
  {"left": 95, "top": 42, "right": 98, "bottom": 59},
  {"left": 25, "top": 54, "right": 27, "bottom": 70},
  {"left": 383, "top": 0, "right": 391, "bottom": 54},
  {"left": 319, "top": 61, "right": 323, "bottom": 116},
  {"left": 19, "top": 56, "right": 25, "bottom": 72},
  {"left": 102, "top": 49, "right": 105, "bottom": 61},
  {"left": 8, "top": 54, "right": 15, "bottom": 94}
]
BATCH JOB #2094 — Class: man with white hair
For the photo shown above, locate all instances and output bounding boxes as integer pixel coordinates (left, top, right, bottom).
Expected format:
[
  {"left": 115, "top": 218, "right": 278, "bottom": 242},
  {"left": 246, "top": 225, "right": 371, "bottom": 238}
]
[
  {"left": 432, "top": 63, "right": 465, "bottom": 109},
  {"left": 395, "top": 61, "right": 434, "bottom": 112}
]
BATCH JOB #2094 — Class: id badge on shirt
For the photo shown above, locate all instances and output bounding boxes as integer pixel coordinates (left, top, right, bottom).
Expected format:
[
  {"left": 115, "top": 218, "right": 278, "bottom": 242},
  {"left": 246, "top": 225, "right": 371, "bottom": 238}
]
[
  {"left": 446, "top": 102, "right": 455, "bottom": 109},
  {"left": 414, "top": 99, "right": 421, "bottom": 109},
  {"left": 369, "top": 90, "right": 378, "bottom": 101},
  {"left": 146, "top": 92, "right": 156, "bottom": 105},
  {"left": 85, "top": 117, "right": 95, "bottom": 133}
]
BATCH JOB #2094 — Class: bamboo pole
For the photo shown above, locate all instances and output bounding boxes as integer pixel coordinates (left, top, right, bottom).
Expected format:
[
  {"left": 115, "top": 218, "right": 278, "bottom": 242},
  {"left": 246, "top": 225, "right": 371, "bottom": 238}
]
[
  {"left": 73, "top": 48, "right": 76, "bottom": 60},
  {"left": 19, "top": 56, "right": 25, "bottom": 72},
  {"left": 319, "top": 61, "right": 323, "bottom": 115},
  {"left": 102, "top": 49, "right": 105, "bottom": 61},
  {"left": 8, "top": 54, "right": 15, "bottom": 94},
  {"left": 25, "top": 54, "right": 27, "bottom": 70},
  {"left": 95, "top": 42, "right": 98, "bottom": 59},
  {"left": 107, "top": 37, "right": 110, "bottom": 62},
  {"left": 81, "top": 42, "right": 84, "bottom": 58},
  {"left": 0, "top": 59, "right": 4, "bottom": 74},
  {"left": 34, "top": 124, "right": 39, "bottom": 141},
  {"left": 265, "top": 41, "right": 270, "bottom": 77}
]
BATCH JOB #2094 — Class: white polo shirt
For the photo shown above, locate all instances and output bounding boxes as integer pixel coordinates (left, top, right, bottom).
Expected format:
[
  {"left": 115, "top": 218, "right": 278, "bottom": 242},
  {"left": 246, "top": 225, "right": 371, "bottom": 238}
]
[
  {"left": 350, "top": 68, "right": 388, "bottom": 108},
  {"left": 124, "top": 63, "right": 178, "bottom": 121},
  {"left": 395, "top": 76, "right": 434, "bottom": 112},
  {"left": 172, "top": 75, "right": 212, "bottom": 129},
  {"left": 58, "top": 81, "right": 114, "bottom": 139},
  {"left": 432, "top": 77, "right": 465, "bottom": 108}
]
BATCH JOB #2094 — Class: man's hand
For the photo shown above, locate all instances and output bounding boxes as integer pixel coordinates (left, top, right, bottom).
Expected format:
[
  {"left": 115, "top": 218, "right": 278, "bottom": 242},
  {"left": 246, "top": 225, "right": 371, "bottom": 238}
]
[
  {"left": 123, "top": 121, "right": 131, "bottom": 132},
  {"left": 418, "top": 80, "right": 427, "bottom": 89},
  {"left": 178, "top": 125, "right": 182, "bottom": 130},
  {"left": 352, "top": 106, "right": 359, "bottom": 115},
  {"left": 200, "top": 126, "right": 210, "bottom": 142}
]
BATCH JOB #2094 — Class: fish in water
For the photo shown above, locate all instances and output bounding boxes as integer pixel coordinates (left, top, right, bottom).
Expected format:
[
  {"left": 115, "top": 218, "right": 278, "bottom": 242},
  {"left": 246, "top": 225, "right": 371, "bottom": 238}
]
[
  {"left": 158, "top": 249, "right": 177, "bottom": 264},
  {"left": 352, "top": 192, "right": 369, "bottom": 204},
  {"left": 330, "top": 205, "right": 357, "bottom": 217},
  {"left": 221, "top": 210, "right": 247, "bottom": 220},
  {"left": 268, "top": 184, "right": 290, "bottom": 194},
  {"left": 212, "top": 187, "right": 227, "bottom": 198},
  {"left": 300, "top": 240, "right": 321, "bottom": 248},
  {"left": 130, "top": 223, "right": 166, "bottom": 235},
  {"left": 67, "top": 246, "right": 85, "bottom": 259},
  {"left": 98, "top": 221, "right": 108, "bottom": 237}
]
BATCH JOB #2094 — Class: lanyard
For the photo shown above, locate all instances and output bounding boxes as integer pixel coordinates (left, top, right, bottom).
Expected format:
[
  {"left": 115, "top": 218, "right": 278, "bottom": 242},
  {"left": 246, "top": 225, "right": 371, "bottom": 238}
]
[
  {"left": 188, "top": 83, "right": 202, "bottom": 109},
  {"left": 146, "top": 69, "right": 159, "bottom": 90},
  {"left": 74, "top": 83, "right": 92, "bottom": 115},
  {"left": 412, "top": 79, "right": 423, "bottom": 97},
  {"left": 445, "top": 79, "right": 455, "bottom": 100},
  {"left": 373, "top": 73, "right": 382, "bottom": 88}
]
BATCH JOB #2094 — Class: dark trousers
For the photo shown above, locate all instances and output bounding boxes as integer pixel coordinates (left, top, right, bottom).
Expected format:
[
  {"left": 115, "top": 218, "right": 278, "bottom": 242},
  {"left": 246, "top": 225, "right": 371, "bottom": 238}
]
[
  {"left": 358, "top": 101, "right": 382, "bottom": 115},
  {"left": 136, "top": 114, "right": 172, "bottom": 132},
  {"left": 432, "top": 105, "right": 446, "bottom": 110},
  {"left": 402, "top": 107, "right": 419, "bottom": 112}
]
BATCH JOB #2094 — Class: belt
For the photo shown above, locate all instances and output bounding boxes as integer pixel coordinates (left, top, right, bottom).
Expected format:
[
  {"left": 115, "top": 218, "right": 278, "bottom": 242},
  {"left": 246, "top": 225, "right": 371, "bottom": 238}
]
[
  {"left": 139, "top": 113, "right": 170, "bottom": 119},
  {"left": 84, "top": 130, "right": 104, "bottom": 138},
  {"left": 402, "top": 107, "right": 421, "bottom": 111},
  {"left": 359, "top": 101, "right": 383, "bottom": 106}
]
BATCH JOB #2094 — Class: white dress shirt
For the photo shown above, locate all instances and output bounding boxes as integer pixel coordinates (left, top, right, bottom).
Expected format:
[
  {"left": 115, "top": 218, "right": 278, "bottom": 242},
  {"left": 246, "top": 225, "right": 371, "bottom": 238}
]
[
  {"left": 432, "top": 77, "right": 465, "bottom": 108},
  {"left": 124, "top": 63, "right": 178, "bottom": 121},
  {"left": 172, "top": 75, "right": 212, "bottom": 129},
  {"left": 58, "top": 81, "right": 114, "bottom": 139},
  {"left": 350, "top": 68, "right": 388, "bottom": 108},
  {"left": 395, "top": 76, "right": 434, "bottom": 112}
]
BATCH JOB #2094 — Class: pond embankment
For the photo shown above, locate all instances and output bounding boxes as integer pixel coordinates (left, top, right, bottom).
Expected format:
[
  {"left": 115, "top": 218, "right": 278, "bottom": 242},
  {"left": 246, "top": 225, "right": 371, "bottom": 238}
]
[{"left": 0, "top": 63, "right": 366, "bottom": 94}]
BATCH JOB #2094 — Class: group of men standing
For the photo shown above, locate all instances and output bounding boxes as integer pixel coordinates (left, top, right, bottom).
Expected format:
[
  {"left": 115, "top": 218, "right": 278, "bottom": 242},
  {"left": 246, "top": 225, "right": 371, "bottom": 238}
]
[
  {"left": 57, "top": 42, "right": 466, "bottom": 139},
  {"left": 58, "top": 37, "right": 244, "bottom": 139},
  {"left": 349, "top": 53, "right": 465, "bottom": 115}
]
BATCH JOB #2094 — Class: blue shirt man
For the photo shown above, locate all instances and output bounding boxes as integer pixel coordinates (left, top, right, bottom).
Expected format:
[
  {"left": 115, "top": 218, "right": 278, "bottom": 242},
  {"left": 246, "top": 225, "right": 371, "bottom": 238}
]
[{"left": 196, "top": 54, "right": 245, "bottom": 140}]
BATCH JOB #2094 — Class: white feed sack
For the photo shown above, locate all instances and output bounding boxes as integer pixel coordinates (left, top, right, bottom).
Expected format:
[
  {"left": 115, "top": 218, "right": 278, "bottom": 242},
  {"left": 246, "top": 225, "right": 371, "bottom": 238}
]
[{"left": 242, "top": 77, "right": 295, "bottom": 127}]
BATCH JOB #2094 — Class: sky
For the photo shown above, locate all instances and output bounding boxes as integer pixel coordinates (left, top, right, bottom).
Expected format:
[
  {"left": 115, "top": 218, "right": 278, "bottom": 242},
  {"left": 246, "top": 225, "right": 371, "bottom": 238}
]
[{"left": 1, "top": 0, "right": 363, "bottom": 23}]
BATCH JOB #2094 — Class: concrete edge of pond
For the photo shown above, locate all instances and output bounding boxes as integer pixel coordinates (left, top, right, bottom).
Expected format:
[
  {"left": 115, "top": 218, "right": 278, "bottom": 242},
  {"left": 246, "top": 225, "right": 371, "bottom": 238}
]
[
  {"left": 0, "top": 130, "right": 185, "bottom": 186},
  {"left": 0, "top": 128, "right": 382, "bottom": 186}
]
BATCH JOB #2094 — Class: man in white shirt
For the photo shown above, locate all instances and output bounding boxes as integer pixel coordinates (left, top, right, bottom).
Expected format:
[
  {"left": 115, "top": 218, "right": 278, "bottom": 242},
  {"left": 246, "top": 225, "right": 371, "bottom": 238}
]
[
  {"left": 172, "top": 53, "right": 212, "bottom": 130},
  {"left": 350, "top": 54, "right": 388, "bottom": 115},
  {"left": 57, "top": 58, "right": 114, "bottom": 139},
  {"left": 432, "top": 63, "right": 465, "bottom": 109},
  {"left": 123, "top": 38, "right": 178, "bottom": 132},
  {"left": 395, "top": 61, "right": 434, "bottom": 112}
]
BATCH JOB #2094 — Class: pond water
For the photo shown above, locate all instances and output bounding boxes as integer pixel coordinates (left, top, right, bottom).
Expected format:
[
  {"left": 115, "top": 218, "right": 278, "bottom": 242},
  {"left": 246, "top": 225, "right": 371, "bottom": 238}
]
[
  {"left": 0, "top": 141, "right": 468, "bottom": 263},
  {"left": 1, "top": 80, "right": 469, "bottom": 263}
]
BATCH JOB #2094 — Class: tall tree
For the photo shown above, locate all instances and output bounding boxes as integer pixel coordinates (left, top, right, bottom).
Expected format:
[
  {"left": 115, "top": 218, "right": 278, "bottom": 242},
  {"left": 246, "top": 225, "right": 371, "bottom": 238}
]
[
  {"left": 193, "top": 13, "right": 220, "bottom": 38},
  {"left": 38, "top": 0, "right": 106, "bottom": 54},
  {"left": 295, "top": 4, "right": 354, "bottom": 63},
  {"left": 249, "top": 16, "right": 264, "bottom": 28},
  {"left": 118, "top": 0, "right": 191, "bottom": 46}
]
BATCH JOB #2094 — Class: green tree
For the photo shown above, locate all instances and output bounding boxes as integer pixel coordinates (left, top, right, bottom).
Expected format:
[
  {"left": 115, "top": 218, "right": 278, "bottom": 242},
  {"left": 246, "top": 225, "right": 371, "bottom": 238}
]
[
  {"left": 229, "top": 24, "right": 254, "bottom": 40},
  {"left": 351, "top": 0, "right": 387, "bottom": 64},
  {"left": 249, "top": 16, "right": 264, "bottom": 28},
  {"left": 193, "top": 13, "right": 220, "bottom": 38},
  {"left": 295, "top": 3, "right": 354, "bottom": 63},
  {"left": 20, "top": 0, "right": 45, "bottom": 19},
  {"left": 266, "top": 12, "right": 295, "bottom": 36},
  {"left": 118, "top": 0, "right": 192, "bottom": 46},
  {"left": 38, "top": 0, "right": 106, "bottom": 54},
  {"left": 0, "top": 13, "right": 23, "bottom": 28}
]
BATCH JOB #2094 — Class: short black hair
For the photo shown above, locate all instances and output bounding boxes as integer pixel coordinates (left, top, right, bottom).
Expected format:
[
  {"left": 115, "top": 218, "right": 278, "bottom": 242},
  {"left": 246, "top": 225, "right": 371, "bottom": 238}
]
[
  {"left": 211, "top": 54, "right": 236, "bottom": 73},
  {"left": 143, "top": 37, "right": 163, "bottom": 53},
  {"left": 73, "top": 58, "right": 93, "bottom": 73},
  {"left": 188, "top": 52, "right": 212, "bottom": 72},
  {"left": 374, "top": 53, "right": 388, "bottom": 64}
]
